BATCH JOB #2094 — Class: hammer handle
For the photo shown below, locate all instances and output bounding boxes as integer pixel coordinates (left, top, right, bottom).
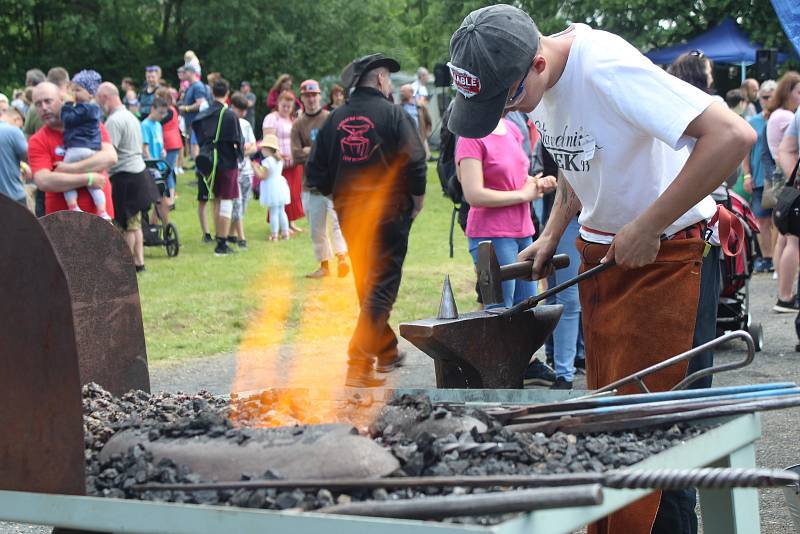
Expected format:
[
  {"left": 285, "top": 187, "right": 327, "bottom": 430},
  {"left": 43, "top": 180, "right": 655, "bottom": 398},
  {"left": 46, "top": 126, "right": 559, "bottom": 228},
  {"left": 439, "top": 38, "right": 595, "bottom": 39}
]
[{"left": 500, "top": 254, "right": 570, "bottom": 281}]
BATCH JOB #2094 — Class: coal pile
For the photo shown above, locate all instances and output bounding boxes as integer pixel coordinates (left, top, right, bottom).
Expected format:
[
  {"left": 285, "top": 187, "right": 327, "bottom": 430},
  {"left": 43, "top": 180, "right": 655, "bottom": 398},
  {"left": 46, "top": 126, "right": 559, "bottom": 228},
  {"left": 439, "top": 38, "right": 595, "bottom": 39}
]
[{"left": 83, "top": 386, "right": 712, "bottom": 523}]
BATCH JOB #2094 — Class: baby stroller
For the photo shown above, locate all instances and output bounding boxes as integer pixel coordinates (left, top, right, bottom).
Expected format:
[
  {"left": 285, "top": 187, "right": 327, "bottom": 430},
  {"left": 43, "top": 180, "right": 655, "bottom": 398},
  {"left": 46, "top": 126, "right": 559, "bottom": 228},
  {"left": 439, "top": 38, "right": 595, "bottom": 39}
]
[
  {"left": 141, "top": 160, "right": 180, "bottom": 257},
  {"left": 713, "top": 188, "right": 762, "bottom": 350}
]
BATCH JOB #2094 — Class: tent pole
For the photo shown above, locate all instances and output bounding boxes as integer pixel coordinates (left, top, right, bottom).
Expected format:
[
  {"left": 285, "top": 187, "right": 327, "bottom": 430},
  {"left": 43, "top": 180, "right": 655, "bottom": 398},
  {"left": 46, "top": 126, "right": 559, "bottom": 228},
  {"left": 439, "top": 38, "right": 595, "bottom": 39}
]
[{"left": 741, "top": 62, "right": 746, "bottom": 84}]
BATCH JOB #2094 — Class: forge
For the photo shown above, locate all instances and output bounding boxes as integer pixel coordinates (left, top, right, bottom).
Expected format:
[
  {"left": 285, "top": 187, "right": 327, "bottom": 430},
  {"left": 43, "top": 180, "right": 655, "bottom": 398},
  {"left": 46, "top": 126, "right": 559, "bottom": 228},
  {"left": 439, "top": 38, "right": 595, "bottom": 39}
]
[{"left": 0, "top": 196, "right": 792, "bottom": 533}]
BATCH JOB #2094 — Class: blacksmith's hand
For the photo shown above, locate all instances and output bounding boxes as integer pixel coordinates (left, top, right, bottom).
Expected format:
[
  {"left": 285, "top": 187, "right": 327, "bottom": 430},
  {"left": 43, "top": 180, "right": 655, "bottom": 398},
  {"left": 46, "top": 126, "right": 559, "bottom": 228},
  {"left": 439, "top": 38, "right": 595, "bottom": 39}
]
[
  {"left": 518, "top": 236, "right": 557, "bottom": 280},
  {"left": 602, "top": 222, "right": 660, "bottom": 269}
]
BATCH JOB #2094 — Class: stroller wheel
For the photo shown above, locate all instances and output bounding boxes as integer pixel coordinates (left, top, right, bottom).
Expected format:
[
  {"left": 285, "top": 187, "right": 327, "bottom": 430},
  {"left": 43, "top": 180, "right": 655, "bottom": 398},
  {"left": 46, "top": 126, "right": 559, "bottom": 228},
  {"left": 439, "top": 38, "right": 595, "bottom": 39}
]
[
  {"left": 165, "top": 223, "right": 180, "bottom": 257},
  {"left": 748, "top": 322, "right": 763, "bottom": 352}
]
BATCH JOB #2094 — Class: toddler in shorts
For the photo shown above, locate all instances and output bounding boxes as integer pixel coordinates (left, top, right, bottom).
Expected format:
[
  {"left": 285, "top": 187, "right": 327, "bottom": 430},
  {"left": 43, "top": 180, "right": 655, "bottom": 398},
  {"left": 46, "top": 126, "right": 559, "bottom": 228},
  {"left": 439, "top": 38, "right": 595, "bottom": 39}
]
[{"left": 61, "top": 69, "right": 111, "bottom": 220}]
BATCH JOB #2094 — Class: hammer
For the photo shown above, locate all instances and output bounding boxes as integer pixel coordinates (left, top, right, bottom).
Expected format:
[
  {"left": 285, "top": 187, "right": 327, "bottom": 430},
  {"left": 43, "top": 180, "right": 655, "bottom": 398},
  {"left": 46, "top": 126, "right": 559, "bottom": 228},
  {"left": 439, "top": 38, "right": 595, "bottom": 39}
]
[{"left": 476, "top": 241, "right": 570, "bottom": 307}]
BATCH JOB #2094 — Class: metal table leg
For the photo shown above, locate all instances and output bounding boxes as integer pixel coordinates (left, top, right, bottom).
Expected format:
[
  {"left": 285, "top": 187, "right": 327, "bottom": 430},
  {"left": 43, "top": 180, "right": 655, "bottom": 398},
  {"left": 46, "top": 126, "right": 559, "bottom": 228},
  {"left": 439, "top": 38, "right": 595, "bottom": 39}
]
[{"left": 699, "top": 443, "right": 761, "bottom": 534}]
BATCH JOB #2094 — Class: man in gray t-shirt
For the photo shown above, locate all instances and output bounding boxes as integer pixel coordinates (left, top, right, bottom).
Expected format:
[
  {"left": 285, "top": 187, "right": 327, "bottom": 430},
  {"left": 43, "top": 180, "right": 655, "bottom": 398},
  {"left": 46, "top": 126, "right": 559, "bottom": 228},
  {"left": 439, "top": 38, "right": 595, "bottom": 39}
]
[
  {"left": 96, "top": 82, "right": 153, "bottom": 272},
  {"left": 0, "top": 115, "right": 28, "bottom": 205},
  {"left": 779, "top": 109, "right": 800, "bottom": 178}
]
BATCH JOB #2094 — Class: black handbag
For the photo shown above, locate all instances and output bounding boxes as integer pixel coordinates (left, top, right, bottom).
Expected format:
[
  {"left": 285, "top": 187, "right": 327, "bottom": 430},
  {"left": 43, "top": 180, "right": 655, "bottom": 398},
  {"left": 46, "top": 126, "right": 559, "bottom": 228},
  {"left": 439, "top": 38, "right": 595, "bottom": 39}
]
[{"left": 773, "top": 159, "right": 800, "bottom": 236}]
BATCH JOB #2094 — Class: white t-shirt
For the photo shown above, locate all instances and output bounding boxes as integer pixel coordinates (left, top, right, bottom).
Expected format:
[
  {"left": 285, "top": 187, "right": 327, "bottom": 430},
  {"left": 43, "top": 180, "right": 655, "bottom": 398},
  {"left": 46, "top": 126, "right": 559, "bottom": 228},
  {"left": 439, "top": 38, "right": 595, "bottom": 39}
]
[
  {"left": 238, "top": 117, "right": 256, "bottom": 178},
  {"left": 528, "top": 24, "right": 717, "bottom": 243}
]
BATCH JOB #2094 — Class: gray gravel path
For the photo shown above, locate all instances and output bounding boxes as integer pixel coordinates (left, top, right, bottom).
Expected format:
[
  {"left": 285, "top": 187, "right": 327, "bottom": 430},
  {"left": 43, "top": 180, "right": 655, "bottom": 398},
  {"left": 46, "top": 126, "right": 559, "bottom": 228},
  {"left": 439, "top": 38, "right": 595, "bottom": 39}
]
[{"left": 4, "top": 271, "right": 798, "bottom": 533}]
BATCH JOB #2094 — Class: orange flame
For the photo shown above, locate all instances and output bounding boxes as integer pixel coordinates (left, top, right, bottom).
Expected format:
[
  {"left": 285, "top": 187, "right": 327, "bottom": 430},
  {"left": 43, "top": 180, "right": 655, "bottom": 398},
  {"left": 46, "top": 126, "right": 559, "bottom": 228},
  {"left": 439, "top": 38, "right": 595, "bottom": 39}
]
[{"left": 230, "top": 160, "right": 406, "bottom": 430}]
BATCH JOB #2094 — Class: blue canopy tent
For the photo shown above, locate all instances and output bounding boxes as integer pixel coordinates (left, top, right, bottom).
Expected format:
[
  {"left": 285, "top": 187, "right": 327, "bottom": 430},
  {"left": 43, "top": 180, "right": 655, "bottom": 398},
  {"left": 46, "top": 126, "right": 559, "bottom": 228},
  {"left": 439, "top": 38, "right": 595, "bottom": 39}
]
[
  {"left": 645, "top": 17, "right": 785, "bottom": 82},
  {"left": 770, "top": 0, "right": 800, "bottom": 57}
]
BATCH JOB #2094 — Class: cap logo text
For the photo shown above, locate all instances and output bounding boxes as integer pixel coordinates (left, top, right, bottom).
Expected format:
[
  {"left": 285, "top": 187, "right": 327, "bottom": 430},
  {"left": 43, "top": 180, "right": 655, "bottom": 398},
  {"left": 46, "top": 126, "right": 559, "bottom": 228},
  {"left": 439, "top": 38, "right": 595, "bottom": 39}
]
[{"left": 447, "top": 62, "right": 481, "bottom": 98}]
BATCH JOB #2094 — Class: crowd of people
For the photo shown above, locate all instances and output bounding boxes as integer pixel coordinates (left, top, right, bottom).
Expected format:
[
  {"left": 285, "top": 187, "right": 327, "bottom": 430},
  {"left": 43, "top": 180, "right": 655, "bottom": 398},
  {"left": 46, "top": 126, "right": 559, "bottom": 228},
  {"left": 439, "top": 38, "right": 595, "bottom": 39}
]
[
  {"left": 0, "top": 51, "right": 435, "bottom": 389},
  {"left": 0, "top": 51, "right": 435, "bottom": 268}
]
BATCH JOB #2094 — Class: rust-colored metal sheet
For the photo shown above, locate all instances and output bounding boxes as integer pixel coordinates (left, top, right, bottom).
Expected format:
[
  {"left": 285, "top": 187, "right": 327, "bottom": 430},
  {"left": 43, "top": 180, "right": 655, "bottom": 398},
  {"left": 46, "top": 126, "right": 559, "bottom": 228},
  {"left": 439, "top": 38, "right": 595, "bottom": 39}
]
[
  {"left": 0, "top": 196, "right": 85, "bottom": 495},
  {"left": 41, "top": 211, "right": 150, "bottom": 396}
]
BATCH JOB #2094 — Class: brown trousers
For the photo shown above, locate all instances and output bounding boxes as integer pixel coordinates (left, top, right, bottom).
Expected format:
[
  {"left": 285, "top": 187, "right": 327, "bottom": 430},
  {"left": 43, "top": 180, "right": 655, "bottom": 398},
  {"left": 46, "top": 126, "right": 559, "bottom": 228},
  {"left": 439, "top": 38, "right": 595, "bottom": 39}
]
[{"left": 578, "top": 237, "right": 704, "bottom": 534}]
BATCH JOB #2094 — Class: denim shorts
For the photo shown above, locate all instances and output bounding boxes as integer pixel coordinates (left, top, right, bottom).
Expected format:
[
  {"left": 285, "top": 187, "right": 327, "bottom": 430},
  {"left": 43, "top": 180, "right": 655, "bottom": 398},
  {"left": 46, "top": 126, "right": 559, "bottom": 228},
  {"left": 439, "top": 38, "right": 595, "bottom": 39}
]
[{"left": 750, "top": 187, "right": 772, "bottom": 218}]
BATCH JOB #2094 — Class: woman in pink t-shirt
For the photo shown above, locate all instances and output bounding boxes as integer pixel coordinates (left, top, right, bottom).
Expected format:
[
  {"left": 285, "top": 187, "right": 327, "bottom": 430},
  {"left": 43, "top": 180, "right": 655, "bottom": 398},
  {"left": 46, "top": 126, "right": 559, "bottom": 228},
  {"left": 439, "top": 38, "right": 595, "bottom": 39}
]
[
  {"left": 262, "top": 90, "right": 304, "bottom": 232},
  {"left": 765, "top": 71, "right": 800, "bottom": 312},
  {"left": 456, "top": 117, "right": 550, "bottom": 308}
]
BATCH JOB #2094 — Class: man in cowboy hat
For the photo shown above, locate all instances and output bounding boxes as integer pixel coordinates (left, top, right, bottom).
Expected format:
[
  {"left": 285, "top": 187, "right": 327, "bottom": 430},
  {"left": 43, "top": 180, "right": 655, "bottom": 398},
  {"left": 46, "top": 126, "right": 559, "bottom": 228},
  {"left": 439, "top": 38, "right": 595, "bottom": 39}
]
[{"left": 306, "top": 53, "right": 427, "bottom": 388}]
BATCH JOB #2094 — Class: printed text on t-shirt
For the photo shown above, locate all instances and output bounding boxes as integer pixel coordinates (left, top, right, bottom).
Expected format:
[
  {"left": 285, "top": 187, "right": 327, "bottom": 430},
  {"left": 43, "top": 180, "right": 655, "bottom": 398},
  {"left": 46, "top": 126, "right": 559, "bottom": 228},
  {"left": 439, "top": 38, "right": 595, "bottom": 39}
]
[{"left": 533, "top": 120, "right": 598, "bottom": 172}]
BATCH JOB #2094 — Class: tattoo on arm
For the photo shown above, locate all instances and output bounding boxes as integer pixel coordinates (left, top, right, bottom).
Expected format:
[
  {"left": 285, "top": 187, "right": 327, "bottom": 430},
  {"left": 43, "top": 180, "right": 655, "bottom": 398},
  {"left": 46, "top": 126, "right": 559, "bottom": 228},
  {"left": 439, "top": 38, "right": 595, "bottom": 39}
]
[{"left": 556, "top": 171, "right": 580, "bottom": 211}]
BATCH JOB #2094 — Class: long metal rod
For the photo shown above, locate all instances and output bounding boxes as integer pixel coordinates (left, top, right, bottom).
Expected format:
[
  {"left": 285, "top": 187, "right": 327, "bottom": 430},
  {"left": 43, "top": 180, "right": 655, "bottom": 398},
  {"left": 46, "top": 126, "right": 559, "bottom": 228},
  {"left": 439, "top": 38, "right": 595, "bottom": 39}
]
[
  {"left": 486, "top": 382, "right": 795, "bottom": 422},
  {"left": 131, "top": 468, "right": 799, "bottom": 494},
  {"left": 507, "top": 395, "right": 800, "bottom": 435},
  {"left": 132, "top": 473, "right": 608, "bottom": 492},
  {"left": 316, "top": 485, "right": 604, "bottom": 519},
  {"left": 503, "top": 387, "right": 800, "bottom": 425}
]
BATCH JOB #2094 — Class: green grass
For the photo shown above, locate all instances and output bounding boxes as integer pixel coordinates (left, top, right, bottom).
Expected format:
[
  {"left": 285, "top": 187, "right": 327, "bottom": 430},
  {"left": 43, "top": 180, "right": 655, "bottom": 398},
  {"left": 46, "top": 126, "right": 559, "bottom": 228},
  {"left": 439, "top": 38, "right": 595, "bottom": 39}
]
[{"left": 138, "top": 163, "right": 477, "bottom": 363}]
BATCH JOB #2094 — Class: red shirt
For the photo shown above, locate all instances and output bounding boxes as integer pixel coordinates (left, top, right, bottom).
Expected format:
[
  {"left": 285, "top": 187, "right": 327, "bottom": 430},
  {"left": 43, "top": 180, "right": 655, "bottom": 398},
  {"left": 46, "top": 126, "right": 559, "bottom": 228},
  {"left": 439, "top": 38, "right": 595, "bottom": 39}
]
[
  {"left": 29, "top": 124, "right": 115, "bottom": 217},
  {"left": 162, "top": 105, "right": 183, "bottom": 150}
]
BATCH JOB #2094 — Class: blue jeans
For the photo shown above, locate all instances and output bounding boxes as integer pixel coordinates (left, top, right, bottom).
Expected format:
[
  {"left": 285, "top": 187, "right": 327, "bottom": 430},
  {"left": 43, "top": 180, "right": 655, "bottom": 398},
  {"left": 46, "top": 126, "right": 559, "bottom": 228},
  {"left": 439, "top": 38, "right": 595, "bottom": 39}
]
[
  {"left": 546, "top": 217, "right": 582, "bottom": 382},
  {"left": 686, "top": 244, "right": 721, "bottom": 389},
  {"left": 468, "top": 236, "right": 536, "bottom": 308},
  {"left": 165, "top": 149, "right": 179, "bottom": 191}
]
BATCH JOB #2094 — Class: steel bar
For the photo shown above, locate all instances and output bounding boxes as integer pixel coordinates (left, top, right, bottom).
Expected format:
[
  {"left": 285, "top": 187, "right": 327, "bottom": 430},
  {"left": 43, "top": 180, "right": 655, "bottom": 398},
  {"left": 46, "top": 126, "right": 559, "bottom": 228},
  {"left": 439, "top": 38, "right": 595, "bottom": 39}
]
[
  {"left": 507, "top": 395, "right": 800, "bottom": 434},
  {"left": 503, "top": 387, "right": 800, "bottom": 425},
  {"left": 132, "top": 473, "right": 608, "bottom": 492},
  {"left": 316, "top": 485, "right": 604, "bottom": 519},
  {"left": 132, "top": 467, "right": 798, "bottom": 494},
  {"left": 604, "top": 468, "right": 800, "bottom": 490},
  {"left": 485, "top": 382, "right": 795, "bottom": 422}
]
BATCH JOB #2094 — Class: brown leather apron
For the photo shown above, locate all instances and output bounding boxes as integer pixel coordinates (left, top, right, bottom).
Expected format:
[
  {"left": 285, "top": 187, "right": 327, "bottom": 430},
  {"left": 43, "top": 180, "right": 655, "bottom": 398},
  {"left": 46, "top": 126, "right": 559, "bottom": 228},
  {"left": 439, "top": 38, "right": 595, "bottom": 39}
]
[{"left": 577, "top": 237, "right": 704, "bottom": 534}]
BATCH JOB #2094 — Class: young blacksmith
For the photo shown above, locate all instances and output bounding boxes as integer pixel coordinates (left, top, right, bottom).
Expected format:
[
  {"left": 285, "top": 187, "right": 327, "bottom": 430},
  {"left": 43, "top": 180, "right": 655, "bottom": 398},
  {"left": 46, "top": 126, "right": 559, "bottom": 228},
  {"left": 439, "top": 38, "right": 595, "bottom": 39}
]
[{"left": 447, "top": 5, "right": 755, "bottom": 534}]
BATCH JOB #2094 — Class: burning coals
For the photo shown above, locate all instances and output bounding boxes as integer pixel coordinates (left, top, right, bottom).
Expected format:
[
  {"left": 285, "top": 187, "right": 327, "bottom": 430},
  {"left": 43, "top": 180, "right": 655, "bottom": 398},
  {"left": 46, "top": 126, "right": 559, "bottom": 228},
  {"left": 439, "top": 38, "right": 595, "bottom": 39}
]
[{"left": 83, "top": 384, "right": 711, "bottom": 522}]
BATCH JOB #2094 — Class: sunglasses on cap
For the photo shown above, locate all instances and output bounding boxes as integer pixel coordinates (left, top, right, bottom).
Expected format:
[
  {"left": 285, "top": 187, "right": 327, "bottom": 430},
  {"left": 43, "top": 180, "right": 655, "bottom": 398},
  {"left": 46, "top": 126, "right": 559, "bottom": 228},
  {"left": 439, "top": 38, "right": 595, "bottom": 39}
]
[
  {"left": 145, "top": 66, "right": 160, "bottom": 72},
  {"left": 689, "top": 49, "right": 705, "bottom": 58}
]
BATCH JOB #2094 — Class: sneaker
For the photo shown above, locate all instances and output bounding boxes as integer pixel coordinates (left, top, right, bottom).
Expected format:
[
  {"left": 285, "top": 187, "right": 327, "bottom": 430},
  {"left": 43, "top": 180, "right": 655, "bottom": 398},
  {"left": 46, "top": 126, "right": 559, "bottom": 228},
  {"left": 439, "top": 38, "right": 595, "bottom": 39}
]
[
  {"left": 202, "top": 233, "right": 213, "bottom": 244},
  {"left": 337, "top": 259, "right": 350, "bottom": 278},
  {"left": 523, "top": 359, "right": 556, "bottom": 386},
  {"left": 753, "top": 258, "right": 765, "bottom": 273},
  {"left": 214, "top": 242, "right": 236, "bottom": 256},
  {"left": 376, "top": 351, "right": 406, "bottom": 373},
  {"left": 773, "top": 298, "right": 800, "bottom": 313},
  {"left": 238, "top": 240, "right": 248, "bottom": 250},
  {"left": 306, "top": 266, "right": 330, "bottom": 279},
  {"left": 227, "top": 236, "right": 238, "bottom": 245},
  {"left": 764, "top": 258, "right": 775, "bottom": 272},
  {"left": 549, "top": 377, "right": 573, "bottom": 390}
]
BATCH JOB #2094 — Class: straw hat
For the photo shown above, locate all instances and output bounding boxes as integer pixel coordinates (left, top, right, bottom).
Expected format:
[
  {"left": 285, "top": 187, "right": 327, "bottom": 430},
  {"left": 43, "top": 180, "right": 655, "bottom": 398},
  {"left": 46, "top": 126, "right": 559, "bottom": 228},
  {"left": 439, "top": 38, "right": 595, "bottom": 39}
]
[{"left": 259, "top": 134, "right": 279, "bottom": 151}]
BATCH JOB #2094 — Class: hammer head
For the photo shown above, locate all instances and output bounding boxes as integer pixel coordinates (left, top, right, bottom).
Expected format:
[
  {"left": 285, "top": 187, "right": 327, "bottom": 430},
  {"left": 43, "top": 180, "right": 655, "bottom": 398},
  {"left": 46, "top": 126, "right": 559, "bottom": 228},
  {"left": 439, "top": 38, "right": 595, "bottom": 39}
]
[{"left": 476, "top": 241, "right": 504, "bottom": 306}]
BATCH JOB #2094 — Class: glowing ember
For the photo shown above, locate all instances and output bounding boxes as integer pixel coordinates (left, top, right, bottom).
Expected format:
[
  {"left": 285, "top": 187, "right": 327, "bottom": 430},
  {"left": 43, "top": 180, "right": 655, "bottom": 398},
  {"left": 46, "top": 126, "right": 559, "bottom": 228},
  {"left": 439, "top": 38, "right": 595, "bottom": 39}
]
[{"left": 230, "top": 162, "right": 406, "bottom": 429}]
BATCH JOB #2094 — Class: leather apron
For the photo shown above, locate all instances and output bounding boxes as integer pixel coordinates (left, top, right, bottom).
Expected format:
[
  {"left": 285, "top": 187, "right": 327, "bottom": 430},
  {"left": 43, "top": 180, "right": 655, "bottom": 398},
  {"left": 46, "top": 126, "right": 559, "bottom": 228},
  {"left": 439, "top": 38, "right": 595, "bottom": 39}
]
[{"left": 577, "top": 237, "right": 705, "bottom": 534}]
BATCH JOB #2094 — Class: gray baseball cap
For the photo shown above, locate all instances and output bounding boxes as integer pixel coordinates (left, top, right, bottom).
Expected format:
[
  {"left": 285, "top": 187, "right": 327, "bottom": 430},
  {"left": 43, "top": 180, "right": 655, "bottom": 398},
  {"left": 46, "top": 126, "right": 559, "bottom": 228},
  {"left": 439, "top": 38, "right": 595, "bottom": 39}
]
[{"left": 447, "top": 4, "right": 540, "bottom": 138}]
